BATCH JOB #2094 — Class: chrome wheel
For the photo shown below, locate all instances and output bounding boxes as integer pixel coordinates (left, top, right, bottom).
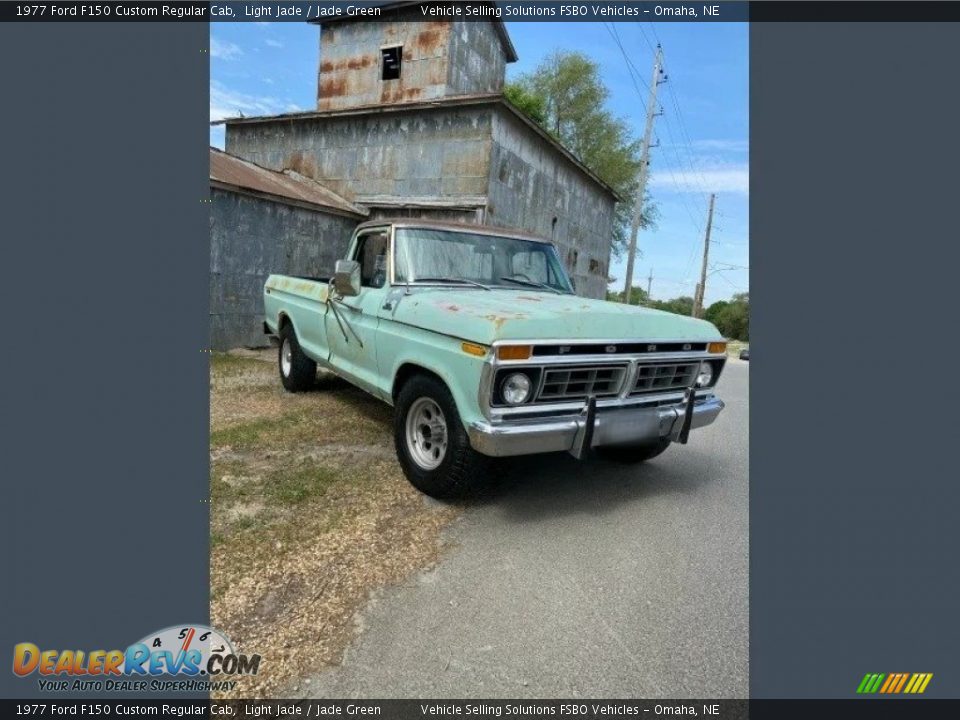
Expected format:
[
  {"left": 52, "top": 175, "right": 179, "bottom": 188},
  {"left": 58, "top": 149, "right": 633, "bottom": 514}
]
[
  {"left": 280, "top": 338, "right": 292, "bottom": 377},
  {"left": 405, "top": 397, "right": 448, "bottom": 470}
]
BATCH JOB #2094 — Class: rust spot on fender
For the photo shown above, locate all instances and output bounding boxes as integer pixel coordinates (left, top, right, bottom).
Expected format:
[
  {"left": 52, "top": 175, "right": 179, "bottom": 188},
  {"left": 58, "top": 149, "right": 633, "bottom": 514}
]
[{"left": 483, "top": 314, "right": 507, "bottom": 331}]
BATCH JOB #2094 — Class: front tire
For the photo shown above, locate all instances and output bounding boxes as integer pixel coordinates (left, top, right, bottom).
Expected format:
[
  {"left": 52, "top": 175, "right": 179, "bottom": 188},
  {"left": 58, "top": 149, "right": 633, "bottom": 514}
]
[
  {"left": 278, "top": 323, "right": 316, "bottom": 393},
  {"left": 595, "top": 438, "right": 672, "bottom": 464},
  {"left": 394, "top": 374, "right": 488, "bottom": 499}
]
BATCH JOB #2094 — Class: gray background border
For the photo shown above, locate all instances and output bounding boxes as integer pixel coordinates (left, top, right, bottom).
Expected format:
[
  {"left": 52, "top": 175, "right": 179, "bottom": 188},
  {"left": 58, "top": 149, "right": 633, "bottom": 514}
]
[
  {"left": 750, "top": 21, "right": 960, "bottom": 697},
  {"left": 0, "top": 22, "right": 210, "bottom": 698}
]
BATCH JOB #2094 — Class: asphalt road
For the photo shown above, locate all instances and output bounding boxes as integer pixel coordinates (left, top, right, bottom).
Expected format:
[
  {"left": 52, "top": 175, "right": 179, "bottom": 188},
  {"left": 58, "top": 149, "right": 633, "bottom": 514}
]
[{"left": 306, "top": 359, "right": 749, "bottom": 698}]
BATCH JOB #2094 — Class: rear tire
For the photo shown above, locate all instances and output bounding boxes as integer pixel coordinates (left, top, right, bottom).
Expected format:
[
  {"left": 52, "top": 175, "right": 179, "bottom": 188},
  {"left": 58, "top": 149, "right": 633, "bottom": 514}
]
[
  {"left": 394, "top": 374, "right": 488, "bottom": 499},
  {"left": 278, "top": 323, "right": 316, "bottom": 393},
  {"left": 595, "top": 438, "right": 672, "bottom": 464}
]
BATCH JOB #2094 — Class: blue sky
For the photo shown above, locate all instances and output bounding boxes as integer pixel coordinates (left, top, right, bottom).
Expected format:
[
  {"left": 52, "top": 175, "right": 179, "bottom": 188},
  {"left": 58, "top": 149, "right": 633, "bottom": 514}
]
[{"left": 210, "top": 20, "right": 748, "bottom": 306}]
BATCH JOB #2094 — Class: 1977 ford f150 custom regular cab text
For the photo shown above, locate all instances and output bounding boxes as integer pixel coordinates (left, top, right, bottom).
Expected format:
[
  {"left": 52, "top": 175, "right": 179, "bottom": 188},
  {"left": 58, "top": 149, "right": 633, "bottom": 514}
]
[{"left": 263, "top": 220, "right": 727, "bottom": 498}]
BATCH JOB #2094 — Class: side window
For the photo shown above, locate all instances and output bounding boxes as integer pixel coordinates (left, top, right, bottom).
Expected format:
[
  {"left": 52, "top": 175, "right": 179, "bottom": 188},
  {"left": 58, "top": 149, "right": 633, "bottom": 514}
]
[{"left": 353, "top": 231, "right": 389, "bottom": 289}]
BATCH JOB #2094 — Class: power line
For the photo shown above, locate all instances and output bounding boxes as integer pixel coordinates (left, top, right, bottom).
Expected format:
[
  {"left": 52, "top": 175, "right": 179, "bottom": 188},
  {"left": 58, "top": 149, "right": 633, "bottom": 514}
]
[{"left": 636, "top": 23, "right": 658, "bottom": 57}]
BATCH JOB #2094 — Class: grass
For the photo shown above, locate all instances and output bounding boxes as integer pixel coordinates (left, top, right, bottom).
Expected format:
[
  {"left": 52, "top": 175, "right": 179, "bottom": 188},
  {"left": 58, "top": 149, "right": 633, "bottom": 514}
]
[{"left": 208, "top": 349, "right": 459, "bottom": 698}]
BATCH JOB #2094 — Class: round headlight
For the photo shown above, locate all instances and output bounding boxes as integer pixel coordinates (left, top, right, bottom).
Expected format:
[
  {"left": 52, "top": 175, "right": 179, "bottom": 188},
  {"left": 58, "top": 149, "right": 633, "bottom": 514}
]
[
  {"left": 695, "top": 363, "right": 714, "bottom": 388},
  {"left": 501, "top": 373, "right": 532, "bottom": 405}
]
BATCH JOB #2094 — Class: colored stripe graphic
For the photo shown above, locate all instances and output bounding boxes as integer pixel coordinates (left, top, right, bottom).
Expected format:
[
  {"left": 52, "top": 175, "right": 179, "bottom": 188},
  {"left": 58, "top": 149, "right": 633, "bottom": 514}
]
[{"left": 859, "top": 672, "right": 933, "bottom": 694}]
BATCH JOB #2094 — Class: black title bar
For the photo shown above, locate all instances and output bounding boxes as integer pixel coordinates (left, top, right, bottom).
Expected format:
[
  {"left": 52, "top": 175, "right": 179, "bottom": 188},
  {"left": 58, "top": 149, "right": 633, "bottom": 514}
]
[{"left": 3, "top": 2, "right": 960, "bottom": 23}]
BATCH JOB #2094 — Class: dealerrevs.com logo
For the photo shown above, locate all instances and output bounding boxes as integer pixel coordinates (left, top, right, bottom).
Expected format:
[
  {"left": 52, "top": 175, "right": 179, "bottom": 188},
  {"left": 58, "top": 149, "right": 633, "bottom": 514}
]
[{"left": 13, "top": 625, "right": 260, "bottom": 693}]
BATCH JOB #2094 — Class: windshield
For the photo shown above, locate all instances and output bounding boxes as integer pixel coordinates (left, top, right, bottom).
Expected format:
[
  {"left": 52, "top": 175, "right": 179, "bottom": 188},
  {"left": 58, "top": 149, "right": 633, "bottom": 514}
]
[{"left": 394, "top": 227, "right": 574, "bottom": 294}]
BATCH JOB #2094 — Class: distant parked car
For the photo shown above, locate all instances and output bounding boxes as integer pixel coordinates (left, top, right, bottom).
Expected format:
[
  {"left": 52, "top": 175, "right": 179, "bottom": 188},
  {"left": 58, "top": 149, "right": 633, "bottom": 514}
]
[{"left": 739, "top": 348, "right": 750, "bottom": 361}]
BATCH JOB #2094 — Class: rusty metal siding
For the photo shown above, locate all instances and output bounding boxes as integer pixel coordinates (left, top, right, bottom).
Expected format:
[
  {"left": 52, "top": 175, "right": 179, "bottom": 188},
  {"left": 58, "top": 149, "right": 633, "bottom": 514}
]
[
  {"left": 485, "top": 107, "right": 617, "bottom": 300},
  {"left": 210, "top": 187, "right": 357, "bottom": 349},
  {"left": 317, "top": 12, "right": 451, "bottom": 110},
  {"left": 447, "top": 21, "right": 506, "bottom": 96},
  {"left": 225, "top": 105, "right": 494, "bottom": 206}
]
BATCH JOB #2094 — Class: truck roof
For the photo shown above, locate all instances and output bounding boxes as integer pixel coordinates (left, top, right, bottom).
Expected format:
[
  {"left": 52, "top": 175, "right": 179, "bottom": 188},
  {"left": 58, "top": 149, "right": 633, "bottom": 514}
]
[{"left": 357, "top": 219, "right": 553, "bottom": 245}]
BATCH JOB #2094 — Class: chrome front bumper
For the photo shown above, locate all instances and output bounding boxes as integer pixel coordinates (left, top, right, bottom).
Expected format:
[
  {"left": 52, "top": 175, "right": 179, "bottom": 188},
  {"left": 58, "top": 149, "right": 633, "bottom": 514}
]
[{"left": 467, "top": 395, "right": 725, "bottom": 458}]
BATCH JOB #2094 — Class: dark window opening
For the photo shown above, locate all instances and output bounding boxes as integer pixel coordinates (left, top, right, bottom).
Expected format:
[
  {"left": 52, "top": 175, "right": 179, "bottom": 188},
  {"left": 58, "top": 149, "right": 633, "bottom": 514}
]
[{"left": 381, "top": 46, "right": 402, "bottom": 81}]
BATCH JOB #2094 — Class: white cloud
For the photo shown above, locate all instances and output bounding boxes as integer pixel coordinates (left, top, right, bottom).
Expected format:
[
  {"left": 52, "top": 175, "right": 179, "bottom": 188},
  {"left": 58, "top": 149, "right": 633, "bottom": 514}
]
[
  {"left": 265, "top": 39, "right": 283, "bottom": 48},
  {"left": 210, "top": 37, "right": 242, "bottom": 61},
  {"left": 691, "top": 139, "right": 749, "bottom": 153},
  {"left": 650, "top": 164, "right": 750, "bottom": 196},
  {"left": 210, "top": 82, "right": 283, "bottom": 122}
]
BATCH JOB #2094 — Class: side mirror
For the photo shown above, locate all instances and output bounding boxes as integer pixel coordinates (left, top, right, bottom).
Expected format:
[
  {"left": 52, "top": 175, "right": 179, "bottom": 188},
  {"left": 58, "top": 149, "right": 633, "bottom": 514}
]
[{"left": 333, "top": 259, "right": 361, "bottom": 297}]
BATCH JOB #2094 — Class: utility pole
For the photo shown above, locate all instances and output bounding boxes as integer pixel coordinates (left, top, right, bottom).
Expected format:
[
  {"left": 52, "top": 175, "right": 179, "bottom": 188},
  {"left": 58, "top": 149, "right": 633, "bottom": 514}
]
[
  {"left": 622, "top": 45, "right": 665, "bottom": 304},
  {"left": 646, "top": 268, "right": 654, "bottom": 305},
  {"left": 692, "top": 193, "right": 716, "bottom": 318}
]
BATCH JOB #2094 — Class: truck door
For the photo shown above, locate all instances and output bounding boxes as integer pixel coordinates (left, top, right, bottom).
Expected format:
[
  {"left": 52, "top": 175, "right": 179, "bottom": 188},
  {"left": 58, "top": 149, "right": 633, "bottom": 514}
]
[{"left": 325, "top": 226, "right": 390, "bottom": 398}]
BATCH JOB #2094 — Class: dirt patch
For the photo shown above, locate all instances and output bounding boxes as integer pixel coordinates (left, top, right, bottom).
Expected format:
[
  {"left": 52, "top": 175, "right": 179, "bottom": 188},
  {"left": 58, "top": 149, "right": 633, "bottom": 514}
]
[{"left": 209, "top": 350, "right": 460, "bottom": 697}]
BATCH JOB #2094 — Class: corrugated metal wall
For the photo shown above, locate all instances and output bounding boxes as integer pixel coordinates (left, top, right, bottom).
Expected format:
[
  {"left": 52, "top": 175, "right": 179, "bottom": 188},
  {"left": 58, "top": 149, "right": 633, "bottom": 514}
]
[
  {"left": 486, "top": 109, "right": 616, "bottom": 300},
  {"left": 210, "top": 188, "right": 357, "bottom": 349},
  {"left": 225, "top": 106, "right": 492, "bottom": 206}
]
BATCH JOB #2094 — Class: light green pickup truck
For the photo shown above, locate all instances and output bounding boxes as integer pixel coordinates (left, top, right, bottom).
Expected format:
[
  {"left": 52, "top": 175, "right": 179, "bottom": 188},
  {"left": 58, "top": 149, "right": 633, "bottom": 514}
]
[{"left": 264, "top": 220, "right": 727, "bottom": 498}]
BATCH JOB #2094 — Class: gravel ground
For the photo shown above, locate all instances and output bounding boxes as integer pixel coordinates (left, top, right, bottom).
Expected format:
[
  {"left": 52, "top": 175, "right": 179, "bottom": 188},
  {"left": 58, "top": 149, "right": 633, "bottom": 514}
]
[{"left": 209, "top": 350, "right": 459, "bottom": 698}]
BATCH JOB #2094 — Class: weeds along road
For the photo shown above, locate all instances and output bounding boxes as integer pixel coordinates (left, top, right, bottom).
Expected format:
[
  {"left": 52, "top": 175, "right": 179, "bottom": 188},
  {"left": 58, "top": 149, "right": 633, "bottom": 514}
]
[{"left": 302, "top": 359, "right": 749, "bottom": 698}]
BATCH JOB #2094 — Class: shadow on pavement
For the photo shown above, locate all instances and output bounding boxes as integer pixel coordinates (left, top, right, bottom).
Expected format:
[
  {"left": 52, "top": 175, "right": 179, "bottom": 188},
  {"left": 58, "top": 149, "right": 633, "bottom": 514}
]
[{"left": 465, "top": 447, "right": 717, "bottom": 523}]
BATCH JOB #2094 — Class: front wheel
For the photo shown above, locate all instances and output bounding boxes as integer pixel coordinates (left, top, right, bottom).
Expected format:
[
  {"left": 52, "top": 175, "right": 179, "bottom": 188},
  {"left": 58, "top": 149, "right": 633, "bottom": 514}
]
[
  {"left": 394, "top": 374, "right": 488, "bottom": 499},
  {"left": 595, "top": 438, "right": 672, "bottom": 464}
]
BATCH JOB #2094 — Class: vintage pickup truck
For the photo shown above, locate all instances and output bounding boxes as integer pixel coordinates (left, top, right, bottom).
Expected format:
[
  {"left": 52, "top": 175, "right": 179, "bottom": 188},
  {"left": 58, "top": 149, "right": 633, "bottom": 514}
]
[{"left": 263, "top": 220, "right": 727, "bottom": 498}]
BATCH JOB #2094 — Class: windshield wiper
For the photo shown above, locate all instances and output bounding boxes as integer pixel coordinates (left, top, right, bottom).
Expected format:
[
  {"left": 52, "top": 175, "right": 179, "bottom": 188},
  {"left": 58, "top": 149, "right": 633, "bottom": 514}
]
[
  {"left": 410, "top": 277, "right": 491, "bottom": 290},
  {"left": 498, "top": 276, "right": 563, "bottom": 294}
]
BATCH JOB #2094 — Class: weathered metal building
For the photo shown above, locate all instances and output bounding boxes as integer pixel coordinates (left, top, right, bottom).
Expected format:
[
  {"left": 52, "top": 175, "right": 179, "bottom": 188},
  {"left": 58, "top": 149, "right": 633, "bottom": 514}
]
[
  {"left": 218, "top": 1, "right": 618, "bottom": 310},
  {"left": 209, "top": 148, "right": 365, "bottom": 349}
]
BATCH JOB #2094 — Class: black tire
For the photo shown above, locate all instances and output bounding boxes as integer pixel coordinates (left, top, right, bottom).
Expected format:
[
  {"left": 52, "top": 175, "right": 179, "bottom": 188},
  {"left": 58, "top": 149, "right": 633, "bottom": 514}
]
[
  {"left": 394, "top": 374, "right": 488, "bottom": 499},
  {"left": 595, "top": 438, "right": 672, "bottom": 464},
  {"left": 278, "top": 323, "right": 316, "bottom": 393}
]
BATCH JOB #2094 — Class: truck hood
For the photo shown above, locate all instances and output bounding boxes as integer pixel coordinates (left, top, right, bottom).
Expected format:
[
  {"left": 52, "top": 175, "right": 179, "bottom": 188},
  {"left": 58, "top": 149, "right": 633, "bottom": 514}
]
[{"left": 389, "top": 289, "right": 723, "bottom": 345}]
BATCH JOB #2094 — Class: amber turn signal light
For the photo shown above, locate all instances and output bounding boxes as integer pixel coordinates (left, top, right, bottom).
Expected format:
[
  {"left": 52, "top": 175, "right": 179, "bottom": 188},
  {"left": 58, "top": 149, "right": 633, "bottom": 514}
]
[
  {"left": 461, "top": 342, "right": 488, "bottom": 357},
  {"left": 708, "top": 342, "right": 728, "bottom": 354},
  {"left": 496, "top": 345, "right": 533, "bottom": 361}
]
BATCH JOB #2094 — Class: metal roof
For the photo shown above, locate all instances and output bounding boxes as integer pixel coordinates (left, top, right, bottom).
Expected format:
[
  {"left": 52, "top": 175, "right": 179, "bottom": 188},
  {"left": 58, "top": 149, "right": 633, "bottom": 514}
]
[
  {"left": 213, "top": 94, "right": 620, "bottom": 201},
  {"left": 308, "top": 1, "right": 518, "bottom": 63},
  {"left": 209, "top": 147, "right": 367, "bottom": 218}
]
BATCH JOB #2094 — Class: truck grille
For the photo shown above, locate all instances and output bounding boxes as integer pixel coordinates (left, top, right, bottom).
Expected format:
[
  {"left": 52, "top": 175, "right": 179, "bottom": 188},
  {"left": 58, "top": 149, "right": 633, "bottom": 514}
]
[
  {"left": 537, "top": 365, "right": 627, "bottom": 402},
  {"left": 632, "top": 362, "right": 700, "bottom": 395}
]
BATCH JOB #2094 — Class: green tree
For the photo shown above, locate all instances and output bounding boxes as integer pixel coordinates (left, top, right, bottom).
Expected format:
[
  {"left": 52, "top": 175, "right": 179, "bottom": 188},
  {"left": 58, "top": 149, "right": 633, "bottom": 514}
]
[
  {"left": 704, "top": 300, "right": 729, "bottom": 327},
  {"left": 503, "top": 83, "right": 547, "bottom": 125},
  {"left": 606, "top": 287, "right": 649, "bottom": 305},
  {"left": 650, "top": 296, "right": 695, "bottom": 317},
  {"left": 704, "top": 293, "right": 749, "bottom": 340},
  {"left": 719, "top": 293, "right": 749, "bottom": 340},
  {"left": 504, "top": 51, "right": 656, "bottom": 258}
]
